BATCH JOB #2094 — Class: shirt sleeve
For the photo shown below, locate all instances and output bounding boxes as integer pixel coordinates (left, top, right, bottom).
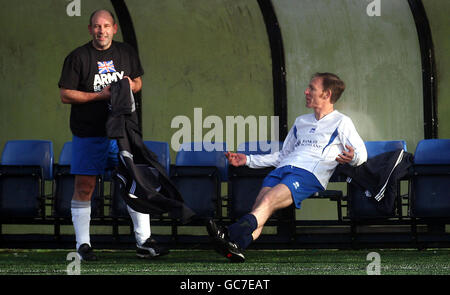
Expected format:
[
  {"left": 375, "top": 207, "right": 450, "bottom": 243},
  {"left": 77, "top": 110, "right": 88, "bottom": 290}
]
[
  {"left": 246, "top": 120, "right": 298, "bottom": 168},
  {"left": 58, "top": 52, "right": 81, "bottom": 90},
  {"left": 338, "top": 117, "right": 367, "bottom": 166},
  {"left": 246, "top": 152, "right": 281, "bottom": 168}
]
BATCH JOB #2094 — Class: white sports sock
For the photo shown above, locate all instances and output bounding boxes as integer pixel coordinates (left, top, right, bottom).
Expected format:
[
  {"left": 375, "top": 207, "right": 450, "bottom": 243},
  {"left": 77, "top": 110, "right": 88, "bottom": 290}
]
[
  {"left": 71, "top": 200, "right": 91, "bottom": 250},
  {"left": 127, "top": 205, "right": 151, "bottom": 246}
]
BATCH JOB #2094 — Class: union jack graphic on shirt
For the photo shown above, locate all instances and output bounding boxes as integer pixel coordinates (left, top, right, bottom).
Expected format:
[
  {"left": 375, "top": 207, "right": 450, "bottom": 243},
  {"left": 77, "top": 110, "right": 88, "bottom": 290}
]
[{"left": 97, "top": 60, "right": 116, "bottom": 74}]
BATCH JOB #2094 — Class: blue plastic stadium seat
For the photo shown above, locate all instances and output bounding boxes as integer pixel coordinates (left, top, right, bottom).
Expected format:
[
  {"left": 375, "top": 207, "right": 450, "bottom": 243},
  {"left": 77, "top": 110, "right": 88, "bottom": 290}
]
[
  {"left": 365, "top": 140, "right": 407, "bottom": 158},
  {"left": 410, "top": 139, "right": 450, "bottom": 218},
  {"left": 52, "top": 141, "right": 103, "bottom": 218},
  {"left": 176, "top": 142, "right": 228, "bottom": 181},
  {"left": 347, "top": 140, "right": 408, "bottom": 219},
  {"left": 171, "top": 142, "right": 227, "bottom": 218},
  {"left": 1, "top": 139, "right": 54, "bottom": 180},
  {"left": 58, "top": 141, "right": 72, "bottom": 166},
  {"left": 144, "top": 140, "right": 171, "bottom": 176},
  {"left": 0, "top": 140, "right": 53, "bottom": 218},
  {"left": 412, "top": 139, "right": 450, "bottom": 165},
  {"left": 228, "top": 141, "right": 283, "bottom": 219}
]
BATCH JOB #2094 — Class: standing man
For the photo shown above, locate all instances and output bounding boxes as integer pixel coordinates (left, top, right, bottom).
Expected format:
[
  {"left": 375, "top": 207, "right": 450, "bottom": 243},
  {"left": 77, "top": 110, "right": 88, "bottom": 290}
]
[
  {"left": 59, "top": 9, "right": 167, "bottom": 261},
  {"left": 208, "top": 73, "right": 368, "bottom": 262}
]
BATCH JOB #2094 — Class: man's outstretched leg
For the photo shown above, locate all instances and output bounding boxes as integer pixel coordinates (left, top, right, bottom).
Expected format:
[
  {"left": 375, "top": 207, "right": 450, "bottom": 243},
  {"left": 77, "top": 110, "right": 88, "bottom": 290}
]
[{"left": 207, "top": 184, "right": 293, "bottom": 262}]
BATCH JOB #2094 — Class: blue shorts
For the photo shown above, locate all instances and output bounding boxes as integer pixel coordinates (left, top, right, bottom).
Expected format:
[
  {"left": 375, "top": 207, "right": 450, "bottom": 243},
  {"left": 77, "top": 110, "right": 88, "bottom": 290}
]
[
  {"left": 71, "top": 135, "right": 119, "bottom": 175},
  {"left": 262, "top": 165, "right": 324, "bottom": 209}
]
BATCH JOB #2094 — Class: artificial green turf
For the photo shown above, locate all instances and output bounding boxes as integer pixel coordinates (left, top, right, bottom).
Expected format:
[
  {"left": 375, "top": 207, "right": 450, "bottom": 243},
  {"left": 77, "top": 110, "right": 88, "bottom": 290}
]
[{"left": 0, "top": 249, "right": 449, "bottom": 275}]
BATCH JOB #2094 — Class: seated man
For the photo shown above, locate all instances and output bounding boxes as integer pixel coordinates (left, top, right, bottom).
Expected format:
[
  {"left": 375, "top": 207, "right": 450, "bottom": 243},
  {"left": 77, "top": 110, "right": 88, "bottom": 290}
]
[{"left": 207, "top": 72, "right": 367, "bottom": 262}]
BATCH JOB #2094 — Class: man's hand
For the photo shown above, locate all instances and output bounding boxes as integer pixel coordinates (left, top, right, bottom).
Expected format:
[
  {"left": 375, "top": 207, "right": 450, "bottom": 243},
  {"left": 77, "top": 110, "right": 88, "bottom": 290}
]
[
  {"left": 225, "top": 152, "right": 247, "bottom": 167},
  {"left": 125, "top": 76, "right": 133, "bottom": 89},
  {"left": 98, "top": 85, "right": 111, "bottom": 100},
  {"left": 124, "top": 76, "right": 142, "bottom": 93},
  {"left": 336, "top": 145, "right": 354, "bottom": 164}
]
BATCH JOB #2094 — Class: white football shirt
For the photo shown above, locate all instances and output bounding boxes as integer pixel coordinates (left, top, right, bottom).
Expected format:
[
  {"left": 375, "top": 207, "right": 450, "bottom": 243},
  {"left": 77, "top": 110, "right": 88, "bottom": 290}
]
[{"left": 246, "top": 110, "right": 367, "bottom": 188}]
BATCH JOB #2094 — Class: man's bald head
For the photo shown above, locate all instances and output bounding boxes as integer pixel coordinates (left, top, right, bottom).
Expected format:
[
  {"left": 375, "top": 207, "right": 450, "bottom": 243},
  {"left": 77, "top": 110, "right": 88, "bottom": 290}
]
[{"left": 89, "top": 9, "right": 116, "bottom": 26}]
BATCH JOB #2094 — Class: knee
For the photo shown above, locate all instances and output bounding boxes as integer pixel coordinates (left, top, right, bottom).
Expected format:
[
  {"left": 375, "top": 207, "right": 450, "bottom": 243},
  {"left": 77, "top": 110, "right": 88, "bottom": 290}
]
[{"left": 73, "top": 180, "right": 96, "bottom": 202}]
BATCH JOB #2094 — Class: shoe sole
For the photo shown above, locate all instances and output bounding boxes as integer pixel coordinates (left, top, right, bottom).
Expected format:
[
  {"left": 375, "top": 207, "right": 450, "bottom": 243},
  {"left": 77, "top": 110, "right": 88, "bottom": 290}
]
[
  {"left": 212, "top": 237, "right": 245, "bottom": 263},
  {"left": 206, "top": 220, "right": 245, "bottom": 263}
]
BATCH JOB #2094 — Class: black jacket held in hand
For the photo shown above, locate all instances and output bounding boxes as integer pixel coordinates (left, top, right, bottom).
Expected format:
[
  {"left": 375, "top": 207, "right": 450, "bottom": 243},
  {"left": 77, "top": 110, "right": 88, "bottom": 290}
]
[
  {"left": 336, "top": 149, "right": 414, "bottom": 215},
  {"left": 106, "top": 79, "right": 195, "bottom": 223}
]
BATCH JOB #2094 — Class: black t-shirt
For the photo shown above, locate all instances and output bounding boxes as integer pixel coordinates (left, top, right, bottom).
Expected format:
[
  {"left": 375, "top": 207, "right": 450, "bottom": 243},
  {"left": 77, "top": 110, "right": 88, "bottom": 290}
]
[{"left": 58, "top": 41, "right": 144, "bottom": 137}]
